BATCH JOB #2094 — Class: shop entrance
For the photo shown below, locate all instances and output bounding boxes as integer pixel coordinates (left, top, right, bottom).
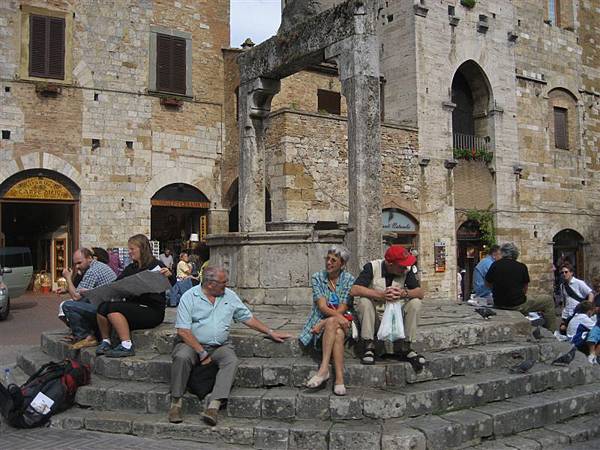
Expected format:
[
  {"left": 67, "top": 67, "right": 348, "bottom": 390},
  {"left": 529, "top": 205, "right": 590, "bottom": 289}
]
[
  {"left": 553, "top": 229, "right": 585, "bottom": 284},
  {"left": 150, "top": 184, "right": 210, "bottom": 256},
  {"left": 0, "top": 169, "right": 80, "bottom": 287},
  {"left": 457, "top": 220, "right": 483, "bottom": 301}
]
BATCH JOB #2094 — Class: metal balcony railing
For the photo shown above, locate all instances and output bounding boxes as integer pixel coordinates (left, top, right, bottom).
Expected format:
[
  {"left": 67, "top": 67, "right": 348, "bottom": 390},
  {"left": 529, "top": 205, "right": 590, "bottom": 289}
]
[{"left": 453, "top": 132, "right": 490, "bottom": 151}]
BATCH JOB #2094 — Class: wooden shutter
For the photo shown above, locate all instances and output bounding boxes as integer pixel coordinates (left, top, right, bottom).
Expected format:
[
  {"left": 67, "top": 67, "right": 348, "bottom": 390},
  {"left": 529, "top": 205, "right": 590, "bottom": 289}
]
[
  {"left": 317, "top": 89, "right": 341, "bottom": 115},
  {"left": 29, "top": 14, "right": 65, "bottom": 79},
  {"left": 554, "top": 107, "right": 569, "bottom": 149},
  {"left": 156, "top": 34, "right": 187, "bottom": 95}
]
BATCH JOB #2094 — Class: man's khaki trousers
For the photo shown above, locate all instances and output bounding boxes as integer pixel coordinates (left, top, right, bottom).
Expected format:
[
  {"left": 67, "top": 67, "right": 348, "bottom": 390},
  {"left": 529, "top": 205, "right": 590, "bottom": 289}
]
[{"left": 355, "top": 297, "right": 422, "bottom": 343}]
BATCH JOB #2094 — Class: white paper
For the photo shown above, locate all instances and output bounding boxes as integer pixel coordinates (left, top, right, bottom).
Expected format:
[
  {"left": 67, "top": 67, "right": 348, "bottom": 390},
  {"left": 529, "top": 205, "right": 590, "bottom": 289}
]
[
  {"left": 149, "top": 266, "right": 162, "bottom": 272},
  {"left": 30, "top": 392, "right": 54, "bottom": 415}
]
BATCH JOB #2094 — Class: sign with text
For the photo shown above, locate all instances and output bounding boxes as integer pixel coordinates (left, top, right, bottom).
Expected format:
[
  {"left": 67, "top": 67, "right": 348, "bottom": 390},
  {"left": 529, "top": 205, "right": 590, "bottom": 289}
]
[
  {"left": 4, "top": 177, "right": 74, "bottom": 200},
  {"left": 382, "top": 209, "right": 417, "bottom": 233}
]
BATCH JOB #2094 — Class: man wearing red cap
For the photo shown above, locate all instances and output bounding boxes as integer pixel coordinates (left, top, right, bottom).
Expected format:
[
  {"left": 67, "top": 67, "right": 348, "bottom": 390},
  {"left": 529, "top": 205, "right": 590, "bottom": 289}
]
[{"left": 350, "top": 245, "right": 425, "bottom": 371}]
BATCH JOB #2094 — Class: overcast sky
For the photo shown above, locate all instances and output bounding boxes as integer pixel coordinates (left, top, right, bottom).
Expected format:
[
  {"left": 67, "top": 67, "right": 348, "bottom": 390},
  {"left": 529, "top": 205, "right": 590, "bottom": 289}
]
[{"left": 230, "top": 0, "right": 281, "bottom": 48}]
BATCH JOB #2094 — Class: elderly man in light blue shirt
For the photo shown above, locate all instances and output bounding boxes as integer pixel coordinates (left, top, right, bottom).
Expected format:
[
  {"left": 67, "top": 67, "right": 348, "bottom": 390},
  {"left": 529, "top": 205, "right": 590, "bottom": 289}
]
[
  {"left": 168, "top": 266, "right": 290, "bottom": 426},
  {"left": 472, "top": 245, "right": 501, "bottom": 302}
]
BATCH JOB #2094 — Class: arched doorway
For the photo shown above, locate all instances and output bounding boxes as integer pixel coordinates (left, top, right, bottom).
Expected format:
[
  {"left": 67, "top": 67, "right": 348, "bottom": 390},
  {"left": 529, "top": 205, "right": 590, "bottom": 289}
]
[
  {"left": 0, "top": 169, "right": 80, "bottom": 287},
  {"left": 150, "top": 184, "right": 210, "bottom": 256},
  {"left": 382, "top": 208, "right": 418, "bottom": 250},
  {"left": 225, "top": 179, "right": 272, "bottom": 232},
  {"left": 553, "top": 229, "right": 585, "bottom": 278},
  {"left": 457, "top": 220, "right": 483, "bottom": 301}
]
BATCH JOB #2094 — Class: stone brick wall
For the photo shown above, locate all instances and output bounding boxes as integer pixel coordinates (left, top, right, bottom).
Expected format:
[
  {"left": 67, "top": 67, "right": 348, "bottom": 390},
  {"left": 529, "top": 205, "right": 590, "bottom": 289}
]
[{"left": 0, "top": 0, "right": 228, "bottom": 248}]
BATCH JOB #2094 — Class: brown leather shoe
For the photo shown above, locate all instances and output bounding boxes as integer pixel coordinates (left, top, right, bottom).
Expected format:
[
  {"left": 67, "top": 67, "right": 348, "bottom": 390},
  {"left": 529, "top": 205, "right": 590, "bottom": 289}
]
[
  {"left": 168, "top": 403, "right": 183, "bottom": 423},
  {"left": 70, "top": 336, "right": 98, "bottom": 350},
  {"left": 202, "top": 407, "right": 218, "bottom": 426}
]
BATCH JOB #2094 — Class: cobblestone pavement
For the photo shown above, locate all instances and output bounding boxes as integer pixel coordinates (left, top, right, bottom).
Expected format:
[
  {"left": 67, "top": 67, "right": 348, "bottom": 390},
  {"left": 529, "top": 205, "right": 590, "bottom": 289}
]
[{"left": 0, "top": 427, "right": 241, "bottom": 449}]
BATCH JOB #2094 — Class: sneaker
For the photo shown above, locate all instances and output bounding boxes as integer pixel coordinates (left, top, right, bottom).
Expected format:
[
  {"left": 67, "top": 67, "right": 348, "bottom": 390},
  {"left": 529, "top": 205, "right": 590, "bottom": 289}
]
[
  {"left": 104, "top": 343, "right": 135, "bottom": 358},
  {"left": 95, "top": 340, "right": 112, "bottom": 355},
  {"left": 588, "top": 354, "right": 597, "bottom": 365},
  {"left": 202, "top": 407, "right": 219, "bottom": 426},
  {"left": 553, "top": 330, "right": 569, "bottom": 342}
]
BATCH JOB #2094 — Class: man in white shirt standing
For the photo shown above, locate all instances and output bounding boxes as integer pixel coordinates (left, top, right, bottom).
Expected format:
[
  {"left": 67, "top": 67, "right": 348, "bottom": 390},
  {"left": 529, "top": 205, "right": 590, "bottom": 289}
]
[{"left": 559, "top": 262, "right": 593, "bottom": 334}]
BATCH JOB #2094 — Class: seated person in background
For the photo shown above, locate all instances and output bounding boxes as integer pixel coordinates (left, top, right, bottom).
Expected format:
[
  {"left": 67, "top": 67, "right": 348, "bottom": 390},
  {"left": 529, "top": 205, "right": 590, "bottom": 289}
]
[
  {"left": 350, "top": 245, "right": 426, "bottom": 371},
  {"left": 566, "top": 300, "right": 596, "bottom": 340},
  {"left": 176, "top": 252, "right": 192, "bottom": 281},
  {"left": 299, "top": 245, "right": 355, "bottom": 396},
  {"left": 485, "top": 242, "right": 556, "bottom": 331},
  {"left": 168, "top": 266, "right": 290, "bottom": 425},
  {"left": 159, "top": 248, "right": 174, "bottom": 271},
  {"left": 558, "top": 262, "right": 593, "bottom": 334},
  {"left": 95, "top": 234, "right": 171, "bottom": 358},
  {"left": 472, "top": 245, "right": 501, "bottom": 305},
  {"left": 585, "top": 297, "right": 600, "bottom": 364},
  {"left": 59, "top": 248, "right": 117, "bottom": 349}
]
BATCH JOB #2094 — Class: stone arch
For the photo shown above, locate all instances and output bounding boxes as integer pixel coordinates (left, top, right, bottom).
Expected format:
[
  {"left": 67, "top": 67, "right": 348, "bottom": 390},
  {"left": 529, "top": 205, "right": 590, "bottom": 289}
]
[
  {"left": 143, "top": 168, "right": 216, "bottom": 209},
  {"left": 552, "top": 228, "right": 586, "bottom": 279},
  {"left": 0, "top": 152, "right": 85, "bottom": 191}
]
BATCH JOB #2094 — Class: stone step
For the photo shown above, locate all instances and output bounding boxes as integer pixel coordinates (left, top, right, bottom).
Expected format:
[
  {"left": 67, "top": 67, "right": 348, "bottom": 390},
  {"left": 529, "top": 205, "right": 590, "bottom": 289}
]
[
  {"left": 38, "top": 303, "right": 530, "bottom": 361},
  {"left": 50, "top": 385, "right": 600, "bottom": 450},
  {"left": 71, "top": 359, "right": 599, "bottom": 422},
  {"left": 20, "top": 336, "right": 572, "bottom": 390}
]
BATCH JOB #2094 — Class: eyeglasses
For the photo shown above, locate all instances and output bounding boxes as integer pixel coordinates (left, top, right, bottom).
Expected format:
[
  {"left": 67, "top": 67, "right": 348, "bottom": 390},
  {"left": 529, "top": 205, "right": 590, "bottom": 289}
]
[{"left": 561, "top": 271, "right": 570, "bottom": 274}]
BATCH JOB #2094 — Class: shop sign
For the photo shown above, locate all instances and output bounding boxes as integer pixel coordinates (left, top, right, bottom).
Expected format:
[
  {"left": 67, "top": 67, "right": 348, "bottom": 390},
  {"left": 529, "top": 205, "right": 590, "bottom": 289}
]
[
  {"left": 4, "top": 177, "right": 74, "bottom": 200},
  {"left": 382, "top": 209, "right": 417, "bottom": 233},
  {"left": 151, "top": 199, "right": 210, "bottom": 209}
]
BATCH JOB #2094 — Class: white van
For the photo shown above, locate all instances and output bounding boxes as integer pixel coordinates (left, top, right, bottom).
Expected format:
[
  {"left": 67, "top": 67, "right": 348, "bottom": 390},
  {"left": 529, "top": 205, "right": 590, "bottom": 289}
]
[{"left": 0, "top": 247, "right": 33, "bottom": 298}]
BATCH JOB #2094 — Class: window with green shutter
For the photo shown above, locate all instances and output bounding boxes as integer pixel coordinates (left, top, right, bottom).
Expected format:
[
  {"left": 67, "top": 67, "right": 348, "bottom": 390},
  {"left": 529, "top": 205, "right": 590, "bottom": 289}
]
[
  {"left": 156, "top": 33, "right": 187, "bottom": 95},
  {"left": 29, "top": 14, "right": 65, "bottom": 79}
]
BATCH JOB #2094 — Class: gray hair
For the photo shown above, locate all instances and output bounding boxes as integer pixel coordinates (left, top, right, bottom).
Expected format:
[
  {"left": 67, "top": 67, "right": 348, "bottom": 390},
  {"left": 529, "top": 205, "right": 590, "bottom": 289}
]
[
  {"left": 500, "top": 242, "right": 519, "bottom": 260},
  {"left": 327, "top": 245, "right": 351, "bottom": 263},
  {"left": 201, "top": 266, "right": 227, "bottom": 286}
]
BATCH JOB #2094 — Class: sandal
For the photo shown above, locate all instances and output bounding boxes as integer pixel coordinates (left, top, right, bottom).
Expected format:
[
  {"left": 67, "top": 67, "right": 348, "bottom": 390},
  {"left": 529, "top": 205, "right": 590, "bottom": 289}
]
[
  {"left": 306, "top": 372, "right": 329, "bottom": 389},
  {"left": 333, "top": 384, "right": 346, "bottom": 396},
  {"left": 361, "top": 350, "right": 375, "bottom": 365},
  {"left": 405, "top": 351, "right": 426, "bottom": 373}
]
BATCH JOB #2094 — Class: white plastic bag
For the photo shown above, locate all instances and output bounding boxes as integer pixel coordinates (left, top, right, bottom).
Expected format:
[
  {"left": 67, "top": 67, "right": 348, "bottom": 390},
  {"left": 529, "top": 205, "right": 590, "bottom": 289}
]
[{"left": 377, "top": 302, "right": 405, "bottom": 342}]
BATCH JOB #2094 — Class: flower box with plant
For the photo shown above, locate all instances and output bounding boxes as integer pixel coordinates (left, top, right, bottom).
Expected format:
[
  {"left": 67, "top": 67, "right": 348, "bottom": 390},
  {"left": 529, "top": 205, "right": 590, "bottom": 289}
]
[
  {"left": 453, "top": 147, "right": 493, "bottom": 164},
  {"left": 460, "top": 0, "right": 476, "bottom": 8},
  {"left": 34, "top": 82, "right": 62, "bottom": 96},
  {"left": 160, "top": 96, "right": 184, "bottom": 108}
]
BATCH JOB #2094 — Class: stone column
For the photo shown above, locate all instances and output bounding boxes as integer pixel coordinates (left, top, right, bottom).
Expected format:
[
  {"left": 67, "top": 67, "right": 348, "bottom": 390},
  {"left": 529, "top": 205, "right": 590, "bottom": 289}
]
[
  {"left": 238, "top": 77, "right": 281, "bottom": 232},
  {"left": 326, "top": 33, "right": 382, "bottom": 274}
]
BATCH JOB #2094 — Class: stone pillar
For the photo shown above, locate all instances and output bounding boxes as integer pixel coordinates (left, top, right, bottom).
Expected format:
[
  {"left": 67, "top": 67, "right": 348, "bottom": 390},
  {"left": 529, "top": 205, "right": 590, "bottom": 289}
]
[
  {"left": 326, "top": 32, "right": 382, "bottom": 274},
  {"left": 208, "top": 208, "right": 229, "bottom": 235},
  {"left": 238, "top": 77, "right": 281, "bottom": 232}
]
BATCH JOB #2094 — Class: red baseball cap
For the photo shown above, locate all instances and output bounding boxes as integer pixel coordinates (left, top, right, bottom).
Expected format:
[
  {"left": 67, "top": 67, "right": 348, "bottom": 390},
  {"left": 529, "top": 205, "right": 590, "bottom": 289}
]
[{"left": 384, "top": 245, "right": 416, "bottom": 267}]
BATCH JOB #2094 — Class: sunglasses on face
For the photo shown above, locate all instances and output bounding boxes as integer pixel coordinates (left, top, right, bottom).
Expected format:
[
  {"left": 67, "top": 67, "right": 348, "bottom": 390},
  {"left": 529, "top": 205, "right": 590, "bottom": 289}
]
[{"left": 561, "top": 271, "right": 570, "bottom": 274}]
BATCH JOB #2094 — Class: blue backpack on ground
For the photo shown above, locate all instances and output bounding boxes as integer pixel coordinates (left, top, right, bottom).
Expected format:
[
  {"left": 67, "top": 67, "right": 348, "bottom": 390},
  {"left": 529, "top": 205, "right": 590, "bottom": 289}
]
[{"left": 0, "top": 359, "right": 90, "bottom": 428}]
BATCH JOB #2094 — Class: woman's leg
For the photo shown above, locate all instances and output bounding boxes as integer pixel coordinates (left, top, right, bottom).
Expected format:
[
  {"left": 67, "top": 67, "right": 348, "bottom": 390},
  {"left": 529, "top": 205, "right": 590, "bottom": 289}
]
[
  {"left": 108, "top": 312, "right": 131, "bottom": 341},
  {"left": 317, "top": 318, "right": 340, "bottom": 376},
  {"left": 332, "top": 327, "right": 346, "bottom": 385},
  {"left": 96, "top": 313, "right": 111, "bottom": 339}
]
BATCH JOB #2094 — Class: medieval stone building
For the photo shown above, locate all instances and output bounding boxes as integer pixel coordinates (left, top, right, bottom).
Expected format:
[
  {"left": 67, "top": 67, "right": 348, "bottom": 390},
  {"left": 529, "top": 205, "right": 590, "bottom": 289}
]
[{"left": 1, "top": 0, "right": 598, "bottom": 299}]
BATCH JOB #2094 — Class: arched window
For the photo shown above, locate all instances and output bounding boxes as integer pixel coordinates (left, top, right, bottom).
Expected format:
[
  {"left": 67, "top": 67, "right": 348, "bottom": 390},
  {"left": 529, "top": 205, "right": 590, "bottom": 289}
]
[
  {"left": 548, "top": 88, "right": 578, "bottom": 151},
  {"left": 382, "top": 208, "right": 419, "bottom": 250}
]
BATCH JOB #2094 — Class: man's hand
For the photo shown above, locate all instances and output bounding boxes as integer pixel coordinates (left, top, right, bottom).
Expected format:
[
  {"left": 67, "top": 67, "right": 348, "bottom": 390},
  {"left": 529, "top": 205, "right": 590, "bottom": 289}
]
[
  {"left": 62, "top": 267, "right": 73, "bottom": 279},
  {"left": 269, "top": 330, "right": 292, "bottom": 343},
  {"left": 384, "top": 286, "right": 402, "bottom": 302},
  {"left": 200, "top": 356, "right": 212, "bottom": 366},
  {"left": 159, "top": 267, "right": 172, "bottom": 278}
]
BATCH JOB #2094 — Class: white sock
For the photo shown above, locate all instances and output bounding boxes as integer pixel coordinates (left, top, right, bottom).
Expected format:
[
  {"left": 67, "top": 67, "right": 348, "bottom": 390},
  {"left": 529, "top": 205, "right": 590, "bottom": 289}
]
[
  {"left": 121, "top": 340, "right": 132, "bottom": 350},
  {"left": 208, "top": 400, "right": 221, "bottom": 410},
  {"left": 102, "top": 339, "right": 111, "bottom": 344}
]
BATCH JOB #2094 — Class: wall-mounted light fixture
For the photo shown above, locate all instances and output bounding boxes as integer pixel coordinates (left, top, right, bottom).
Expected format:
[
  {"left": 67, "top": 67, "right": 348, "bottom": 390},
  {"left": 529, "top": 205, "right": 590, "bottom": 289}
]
[
  {"left": 513, "top": 165, "right": 523, "bottom": 175},
  {"left": 444, "top": 159, "right": 458, "bottom": 170},
  {"left": 419, "top": 157, "right": 431, "bottom": 168}
]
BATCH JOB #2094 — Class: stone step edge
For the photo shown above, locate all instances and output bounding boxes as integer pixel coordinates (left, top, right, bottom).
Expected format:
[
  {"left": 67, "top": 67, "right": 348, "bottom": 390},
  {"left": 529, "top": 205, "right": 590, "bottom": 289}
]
[
  {"left": 39, "top": 313, "right": 528, "bottom": 359},
  {"left": 51, "top": 387, "right": 600, "bottom": 450},
  {"left": 73, "top": 364, "right": 599, "bottom": 421}
]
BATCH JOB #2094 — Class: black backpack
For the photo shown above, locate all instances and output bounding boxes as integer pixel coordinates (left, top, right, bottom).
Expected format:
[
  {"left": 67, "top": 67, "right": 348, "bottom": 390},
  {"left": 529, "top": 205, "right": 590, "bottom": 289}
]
[{"left": 0, "top": 359, "right": 91, "bottom": 428}]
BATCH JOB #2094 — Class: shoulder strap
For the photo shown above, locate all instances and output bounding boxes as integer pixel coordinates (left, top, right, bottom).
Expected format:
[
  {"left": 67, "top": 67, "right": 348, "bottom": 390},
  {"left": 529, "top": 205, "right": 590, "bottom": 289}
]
[{"left": 564, "top": 282, "right": 586, "bottom": 302}]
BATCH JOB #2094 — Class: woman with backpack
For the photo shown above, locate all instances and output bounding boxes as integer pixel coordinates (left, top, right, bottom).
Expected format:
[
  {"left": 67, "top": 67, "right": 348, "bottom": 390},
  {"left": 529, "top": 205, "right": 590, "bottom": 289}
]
[{"left": 95, "top": 234, "right": 172, "bottom": 358}]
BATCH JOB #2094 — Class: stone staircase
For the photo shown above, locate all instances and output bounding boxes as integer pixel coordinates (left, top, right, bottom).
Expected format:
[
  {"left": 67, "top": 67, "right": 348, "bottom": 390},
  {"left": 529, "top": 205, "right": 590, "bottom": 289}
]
[{"left": 12, "top": 303, "right": 600, "bottom": 449}]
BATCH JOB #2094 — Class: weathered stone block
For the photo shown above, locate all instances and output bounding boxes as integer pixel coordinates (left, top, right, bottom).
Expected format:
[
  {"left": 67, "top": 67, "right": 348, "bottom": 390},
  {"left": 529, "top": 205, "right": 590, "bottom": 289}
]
[
  {"left": 228, "top": 388, "right": 266, "bottom": 418},
  {"left": 345, "top": 363, "right": 387, "bottom": 388},
  {"left": 442, "top": 409, "right": 493, "bottom": 444},
  {"left": 263, "top": 359, "right": 293, "bottom": 386},
  {"left": 381, "top": 420, "right": 426, "bottom": 450},
  {"left": 84, "top": 415, "right": 133, "bottom": 434},
  {"left": 105, "top": 383, "right": 155, "bottom": 412},
  {"left": 146, "top": 384, "right": 170, "bottom": 413},
  {"left": 330, "top": 390, "right": 363, "bottom": 419},
  {"left": 262, "top": 388, "right": 297, "bottom": 419},
  {"left": 296, "top": 389, "right": 331, "bottom": 420},
  {"left": 474, "top": 401, "right": 540, "bottom": 436},
  {"left": 405, "top": 415, "right": 462, "bottom": 450},
  {"left": 405, "top": 356, "right": 452, "bottom": 383},
  {"left": 236, "top": 359, "right": 264, "bottom": 387},
  {"left": 329, "top": 422, "right": 382, "bottom": 450},
  {"left": 363, "top": 390, "right": 406, "bottom": 419},
  {"left": 288, "top": 420, "right": 330, "bottom": 450},
  {"left": 386, "top": 363, "right": 406, "bottom": 386},
  {"left": 292, "top": 360, "right": 318, "bottom": 386},
  {"left": 254, "top": 420, "right": 290, "bottom": 450}
]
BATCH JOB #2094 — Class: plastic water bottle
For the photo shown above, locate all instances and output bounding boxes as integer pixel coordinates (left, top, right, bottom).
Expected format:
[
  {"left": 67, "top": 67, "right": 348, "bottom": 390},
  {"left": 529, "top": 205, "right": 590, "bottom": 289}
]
[{"left": 3, "top": 368, "right": 16, "bottom": 386}]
